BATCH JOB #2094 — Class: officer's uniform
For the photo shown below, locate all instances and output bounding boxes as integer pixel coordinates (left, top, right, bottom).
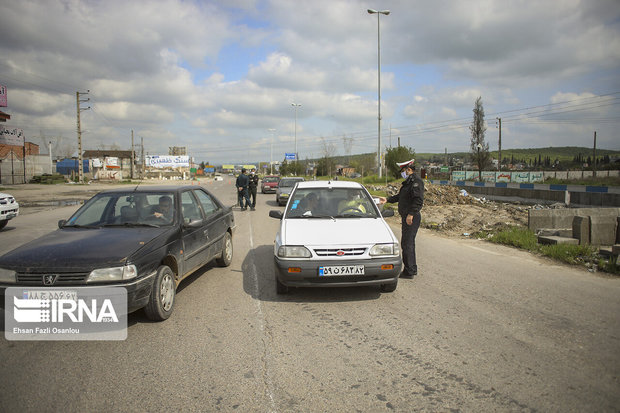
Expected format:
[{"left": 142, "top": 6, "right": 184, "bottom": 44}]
[
  {"left": 248, "top": 172, "right": 259, "bottom": 209},
  {"left": 387, "top": 169, "right": 424, "bottom": 277}
]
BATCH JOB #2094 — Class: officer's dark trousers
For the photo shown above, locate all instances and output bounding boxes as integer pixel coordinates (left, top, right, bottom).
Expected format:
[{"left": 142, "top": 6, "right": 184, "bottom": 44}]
[
  {"left": 249, "top": 186, "right": 257, "bottom": 207},
  {"left": 401, "top": 211, "right": 421, "bottom": 275}
]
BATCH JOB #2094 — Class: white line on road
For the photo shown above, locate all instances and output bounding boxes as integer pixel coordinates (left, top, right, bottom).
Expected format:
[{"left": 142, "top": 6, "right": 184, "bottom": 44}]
[{"left": 248, "top": 217, "right": 277, "bottom": 412}]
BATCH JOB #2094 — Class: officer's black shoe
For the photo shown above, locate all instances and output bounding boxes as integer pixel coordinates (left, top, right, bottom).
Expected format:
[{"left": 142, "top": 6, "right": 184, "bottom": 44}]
[{"left": 250, "top": 207, "right": 256, "bottom": 211}]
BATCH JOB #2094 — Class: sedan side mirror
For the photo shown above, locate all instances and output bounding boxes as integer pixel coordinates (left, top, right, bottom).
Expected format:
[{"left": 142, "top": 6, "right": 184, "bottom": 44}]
[
  {"left": 58, "top": 219, "right": 66, "bottom": 228},
  {"left": 269, "top": 210, "right": 283, "bottom": 220},
  {"left": 381, "top": 209, "right": 394, "bottom": 217}
]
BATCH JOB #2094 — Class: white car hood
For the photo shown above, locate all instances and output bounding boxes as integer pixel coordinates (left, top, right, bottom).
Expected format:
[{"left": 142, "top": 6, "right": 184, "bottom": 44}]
[{"left": 281, "top": 218, "right": 396, "bottom": 246}]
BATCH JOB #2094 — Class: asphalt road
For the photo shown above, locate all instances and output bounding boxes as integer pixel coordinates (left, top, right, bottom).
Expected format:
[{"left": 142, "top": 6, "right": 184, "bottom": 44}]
[{"left": 0, "top": 180, "right": 619, "bottom": 412}]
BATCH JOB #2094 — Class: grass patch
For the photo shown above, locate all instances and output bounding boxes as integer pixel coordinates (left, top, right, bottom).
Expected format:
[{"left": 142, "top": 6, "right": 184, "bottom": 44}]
[{"left": 485, "top": 226, "right": 619, "bottom": 274}]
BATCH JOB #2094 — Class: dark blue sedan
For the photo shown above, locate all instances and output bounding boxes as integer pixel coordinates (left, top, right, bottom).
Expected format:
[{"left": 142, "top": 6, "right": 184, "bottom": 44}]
[{"left": 0, "top": 185, "right": 235, "bottom": 321}]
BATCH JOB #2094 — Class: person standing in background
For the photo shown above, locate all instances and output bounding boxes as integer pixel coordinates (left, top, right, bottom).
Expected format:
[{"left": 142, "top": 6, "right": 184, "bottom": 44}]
[
  {"left": 236, "top": 169, "right": 251, "bottom": 211},
  {"left": 248, "top": 168, "right": 259, "bottom": 210}
]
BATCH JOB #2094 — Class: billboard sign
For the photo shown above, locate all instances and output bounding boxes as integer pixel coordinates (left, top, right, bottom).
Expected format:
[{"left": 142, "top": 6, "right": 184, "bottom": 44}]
[
  {"left": 145, "top": 155, "right": 190, "bottom": 168},
  {"left": 285, "top": 153, "right": 296, "bottom": 161},
  {"left": 0, "top": 126, "right": 25, "bottom": 146},
  {"left": 222, "top": 164, "right": 235, "bottom": 170},
  {"left": 0, "top": 84, "right": 6, "bottom": 107}
]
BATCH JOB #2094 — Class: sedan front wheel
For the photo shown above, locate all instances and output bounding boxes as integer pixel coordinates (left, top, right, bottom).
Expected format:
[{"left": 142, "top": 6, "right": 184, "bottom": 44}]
[{"left": 144, "top": 265, "right": 176, "bottom": 321}]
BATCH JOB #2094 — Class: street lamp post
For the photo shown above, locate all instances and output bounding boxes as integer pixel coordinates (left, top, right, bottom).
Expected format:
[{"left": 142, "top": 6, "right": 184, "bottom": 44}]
[
  {"left": 368, "top": 8, "right": 390, "bottom": 178},
  {"left": 291, "top": 103, "right": 301, "bottom": 163},
  {"left": 268, "top": 128, "right": 276, "bottom": 175}
]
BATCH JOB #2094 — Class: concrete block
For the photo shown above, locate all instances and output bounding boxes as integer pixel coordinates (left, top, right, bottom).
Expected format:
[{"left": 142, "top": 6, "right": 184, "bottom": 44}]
[
  {"left": 537, "top": 228, "right": 573, "bottom": 237},
  {"left": 590, "top": 215, "right": 618, "bottom": 246},
  {"left": 572, "top": 216, "right": 590, "bottom": 245},
  {"left": 529, "top": 207, "right": 620, "bottom": 231},
  {"left": 537, "top": 235, "right": 579, "bottom": 245}
]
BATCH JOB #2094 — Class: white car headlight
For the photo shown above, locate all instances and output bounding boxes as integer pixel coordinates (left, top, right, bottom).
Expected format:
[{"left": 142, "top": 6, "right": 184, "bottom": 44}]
[
  {"left": 369, "top": 243, "right": 398, "bottom": 256},
  {"left": 0, "top": 267, "right": 16, "bottom": 283},
  {"left": 278, "top": 246, "right": 312, "bottom": 258},
  {"left": 87, "top": 265, "right": 138, "bottom": 283}
]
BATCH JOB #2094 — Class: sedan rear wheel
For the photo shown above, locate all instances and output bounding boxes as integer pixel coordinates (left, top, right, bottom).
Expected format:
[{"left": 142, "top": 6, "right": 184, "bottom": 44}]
[
  {"left": 216, "top": 232, "right": 233, "bottom": 267},
  {"left": 144, "top": 265, "right": 176, "bottom": 321}
]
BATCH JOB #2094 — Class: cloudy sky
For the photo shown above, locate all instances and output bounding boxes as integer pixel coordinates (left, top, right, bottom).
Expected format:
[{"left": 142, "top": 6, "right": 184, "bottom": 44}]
[{"left": 1, "top": 0, "right": 619, "bottom": 164}]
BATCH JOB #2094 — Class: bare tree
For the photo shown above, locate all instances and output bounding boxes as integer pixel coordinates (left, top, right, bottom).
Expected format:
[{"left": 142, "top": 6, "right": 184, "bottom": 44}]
[
  {"left": 469, "top": 96, "right": 491, "bottom": 180},
  {"left": 55, "top": 135, "right": 76, "bottom": 159}
]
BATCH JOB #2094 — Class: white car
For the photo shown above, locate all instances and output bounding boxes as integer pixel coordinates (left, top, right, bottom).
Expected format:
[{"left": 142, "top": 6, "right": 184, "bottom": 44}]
[
  {"left": 269, "top": 180, "right": 401, "bottom": 294},
  {"left": 0, "top": 192, "right": 19, "bottom": 230}
]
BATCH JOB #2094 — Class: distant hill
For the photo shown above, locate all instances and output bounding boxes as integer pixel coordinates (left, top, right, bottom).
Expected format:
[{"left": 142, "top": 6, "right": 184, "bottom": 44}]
[{"left": 417, "top": 146, "right": 620, "bottom": 163}]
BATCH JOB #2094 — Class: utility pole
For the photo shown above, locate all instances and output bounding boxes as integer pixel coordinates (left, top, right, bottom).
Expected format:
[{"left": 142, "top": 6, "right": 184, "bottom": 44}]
[
  {"left": 76, "top": 91, "right": 90, "bottom": 183},
  {"left": 496, "top": 117, "right": 502, "bottom": 171},
  {"left": 48, "top": 140, "right": 53, "bottom": 174},
  {"left": 131, "top": 130, "right": 135, "bottom": 179},
  {"left": 141, "top": 136, "right": 145, "bottom": 179},
  {"left": 593, "top": 131, "right": 597, "bottom": 177}
]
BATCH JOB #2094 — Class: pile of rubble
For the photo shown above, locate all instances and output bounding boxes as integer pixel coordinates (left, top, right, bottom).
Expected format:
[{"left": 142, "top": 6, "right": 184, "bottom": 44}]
[{"left": 371, "top": 182, "right": 532, "bottom": 237}]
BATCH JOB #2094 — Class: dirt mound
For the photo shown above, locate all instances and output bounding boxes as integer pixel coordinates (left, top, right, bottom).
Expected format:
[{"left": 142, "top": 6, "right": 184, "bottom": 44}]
[{"left": 373, "top": 182, "right": 530, "bottom": 237}]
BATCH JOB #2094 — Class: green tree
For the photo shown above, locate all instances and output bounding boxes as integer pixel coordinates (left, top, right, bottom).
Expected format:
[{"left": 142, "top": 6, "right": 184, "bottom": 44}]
[
  {"left": 385, "top": 146, "right": 416, "bottom": 179},
  {"left": 469, "top": 96, "right": 491, "bottom": 180}
]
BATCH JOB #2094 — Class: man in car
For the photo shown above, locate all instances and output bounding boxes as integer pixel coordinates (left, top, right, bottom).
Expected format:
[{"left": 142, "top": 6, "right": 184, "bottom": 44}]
[
  {"left": 152, "top": 195, "right": 174, "bottom": 222},
  {"left": 248, "top": 168, "right": 259, "bottom": 210},
  {"left": 338, "top": 189, "right": 367, "bottom": 214}
]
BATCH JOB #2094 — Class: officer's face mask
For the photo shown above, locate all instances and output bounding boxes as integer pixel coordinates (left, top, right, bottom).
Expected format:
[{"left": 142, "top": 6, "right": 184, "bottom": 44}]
[{"left": 401, "top": 170, "right": 409, "bottom": 179}]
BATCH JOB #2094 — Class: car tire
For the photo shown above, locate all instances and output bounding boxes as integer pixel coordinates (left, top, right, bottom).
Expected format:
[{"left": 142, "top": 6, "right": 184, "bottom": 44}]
[
  {"left": 0, "top": 220, "right": 7, "bottom": 231},
  {"left": 380, "top": 281, "right": 397, "bottom": 292},
  {"left": 216, "top": 232, "right": 233, "bottom": 267},
  {"left": 144, "top": 265, "right": 176, "bottom": 321},
  {"left": 275, "top": 277, "right": 289, "bottom": 294}
]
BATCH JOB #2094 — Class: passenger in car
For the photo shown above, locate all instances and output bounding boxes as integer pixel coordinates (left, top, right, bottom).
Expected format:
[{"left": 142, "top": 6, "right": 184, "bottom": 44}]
[{"left": 298, "top": 192, "right": 319, "bottom": 216}]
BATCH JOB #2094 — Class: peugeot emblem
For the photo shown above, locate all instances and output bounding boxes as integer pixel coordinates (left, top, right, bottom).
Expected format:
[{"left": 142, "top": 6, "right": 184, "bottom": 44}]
[{"left": 43, "top": 274, "right": 58, "bottom": 285}]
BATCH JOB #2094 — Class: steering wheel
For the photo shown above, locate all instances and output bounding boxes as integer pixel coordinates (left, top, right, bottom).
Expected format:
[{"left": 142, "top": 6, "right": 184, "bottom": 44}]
[{"left": 341, "top": 206, "right": 363, "bottom": 214}]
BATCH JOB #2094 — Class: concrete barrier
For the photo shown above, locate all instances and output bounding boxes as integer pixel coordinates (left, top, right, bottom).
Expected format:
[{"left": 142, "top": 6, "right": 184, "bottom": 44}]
[
  {"left": 429, "top": 180, "right": 620, "bottom": 207},
  {"left": 528, "top": 208, "right": 620, "bottom": 232}
]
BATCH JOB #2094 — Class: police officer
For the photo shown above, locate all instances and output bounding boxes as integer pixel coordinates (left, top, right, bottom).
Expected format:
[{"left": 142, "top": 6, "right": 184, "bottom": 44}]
[
  {"left": 248, "top": 168, "right": 259, "bottom": 210},
  {"left": 379, "top": 159, "right": 424, "bottom": 278},
  {"left": 236, "top": 168, "right": 252, "bottom": 211}
]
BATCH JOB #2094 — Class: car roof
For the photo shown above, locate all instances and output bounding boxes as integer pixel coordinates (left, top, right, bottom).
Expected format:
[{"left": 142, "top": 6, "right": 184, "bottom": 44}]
[
  {"left": 295, "top": 180, "right": 363, "bottom": 189},
  {"left": 279, "top": 177, "right": 304, "bottom": 181},
  {"left": 98, "top": 185, "right": 202, "bottom": 194}
]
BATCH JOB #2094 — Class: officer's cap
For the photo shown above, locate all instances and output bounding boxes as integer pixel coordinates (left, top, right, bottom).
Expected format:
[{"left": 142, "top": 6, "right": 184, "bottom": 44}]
[{"left": 396, "top": 159, "right": 415, "bottom": 170}]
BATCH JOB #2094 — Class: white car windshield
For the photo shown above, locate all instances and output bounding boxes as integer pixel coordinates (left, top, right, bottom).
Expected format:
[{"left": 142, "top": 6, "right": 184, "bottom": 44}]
[{"left": 285, "top": 187, "right": 378, "bottom": 218}]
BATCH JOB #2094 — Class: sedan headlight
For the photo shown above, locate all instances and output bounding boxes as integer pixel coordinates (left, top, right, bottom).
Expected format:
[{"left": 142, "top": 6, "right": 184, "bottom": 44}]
[
  {"left": 369, "top": 243, "right": 399, "bottom": 256},
  {"left": 278, "top": 246, "right": 312, "bottom": 258},
  {"left": 87, "top": 265, "right": 138, "bottom": 283},
  {"left": 0, "top": 267, "right": 17, "bottom": 283}
]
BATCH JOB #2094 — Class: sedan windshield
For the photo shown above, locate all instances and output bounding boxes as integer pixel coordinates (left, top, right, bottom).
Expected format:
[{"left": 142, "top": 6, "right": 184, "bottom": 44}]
[
  {"left": 285, "top": 187, "right": 378, "bottom": 218},
  {"left": 278, "top": 178, "right": 303, "bottom": 188},
  {"left": 64, "top": 192, "right": 176, "bottom": 227}
]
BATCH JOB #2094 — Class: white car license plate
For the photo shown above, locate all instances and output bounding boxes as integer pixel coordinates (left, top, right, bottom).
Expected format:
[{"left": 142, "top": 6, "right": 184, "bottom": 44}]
[
  {"left": 319, "top": 265, "right": 364, "bottom": 276},
  {"left": 23, "top": 290, "right": 78, "bottom": 301}
]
